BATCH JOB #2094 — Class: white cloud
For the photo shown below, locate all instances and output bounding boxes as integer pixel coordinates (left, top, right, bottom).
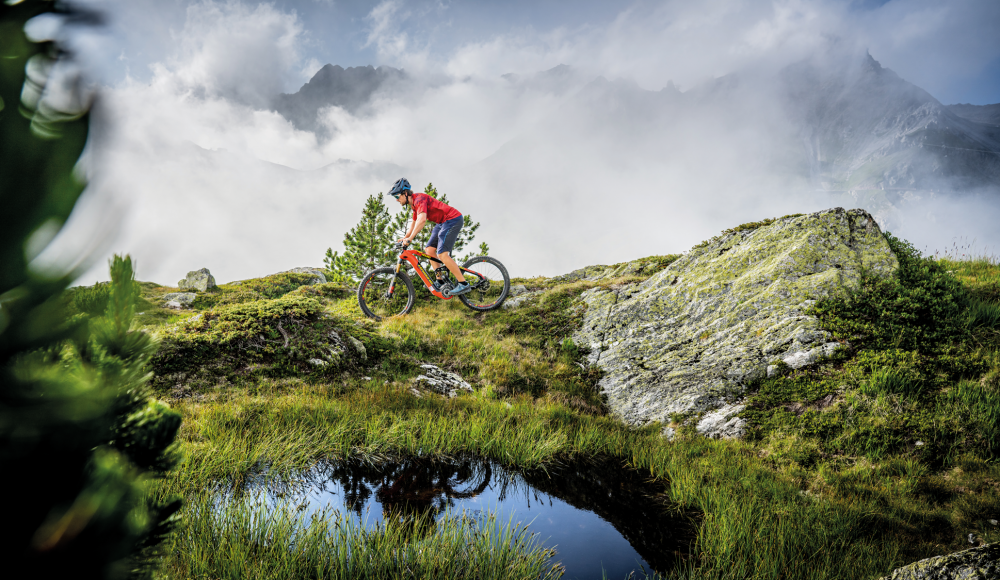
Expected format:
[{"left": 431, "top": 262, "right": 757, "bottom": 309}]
[{"left": 159, "top": 1, "right": 305, "bottom": 107}]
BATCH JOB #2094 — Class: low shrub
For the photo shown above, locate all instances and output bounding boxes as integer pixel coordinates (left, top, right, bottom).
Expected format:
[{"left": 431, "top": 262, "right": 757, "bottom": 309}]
[
  {"left": 811, "top": 233, "right": 970, "bottom": 353},
  {"left": 192, "top": 272, "right": 323, "bottom": 308}
]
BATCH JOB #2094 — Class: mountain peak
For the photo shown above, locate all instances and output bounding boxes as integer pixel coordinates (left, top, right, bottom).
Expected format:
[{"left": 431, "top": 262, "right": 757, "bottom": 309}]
[
  {"left": 863, "top": 50, "right": 883, "bottom": 73},
  {"left": 271, "top": 64, "right": 406, "bottom": 134}
]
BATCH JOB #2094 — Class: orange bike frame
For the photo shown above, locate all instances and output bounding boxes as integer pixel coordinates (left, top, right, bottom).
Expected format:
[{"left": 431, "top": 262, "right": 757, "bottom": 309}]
[{"left": 392, "top": 248, "right": 479, "bottom": 300}]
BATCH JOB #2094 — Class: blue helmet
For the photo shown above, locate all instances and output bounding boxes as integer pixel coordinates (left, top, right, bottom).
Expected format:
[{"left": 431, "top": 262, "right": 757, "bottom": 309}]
[{"left": 388, "top": 177, "right": 411, "bottom": 198}]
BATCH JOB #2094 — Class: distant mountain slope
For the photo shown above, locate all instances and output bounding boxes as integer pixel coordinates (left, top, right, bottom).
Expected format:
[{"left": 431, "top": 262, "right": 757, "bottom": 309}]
[
  {"left": 947, "top": 103, "right": 1000, "bottom": 127},
  {"left": 271, "top": 64, "right": 405, "bottom": 134},
  {"left": 781, "top": 52, "right": 1000, "bottom": 193},
  {"left": 275, "top": 54, "right": 1000, "bottom": 199}
]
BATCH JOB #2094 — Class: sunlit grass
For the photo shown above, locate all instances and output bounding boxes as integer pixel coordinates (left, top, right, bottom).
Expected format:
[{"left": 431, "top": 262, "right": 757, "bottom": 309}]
[{"left": 160, "top": 493, "right": 562, "bottom": 580}]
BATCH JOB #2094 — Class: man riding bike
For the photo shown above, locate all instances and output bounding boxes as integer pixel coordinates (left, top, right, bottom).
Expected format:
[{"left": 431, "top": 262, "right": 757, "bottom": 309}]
[{"left": 389, "top": 178, "right": 472, "bottom": 297}]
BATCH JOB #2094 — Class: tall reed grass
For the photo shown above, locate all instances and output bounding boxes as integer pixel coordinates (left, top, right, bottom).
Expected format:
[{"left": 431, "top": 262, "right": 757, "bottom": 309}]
[{"left": 161, "top": 492, "right": 562, "bottom": 580}]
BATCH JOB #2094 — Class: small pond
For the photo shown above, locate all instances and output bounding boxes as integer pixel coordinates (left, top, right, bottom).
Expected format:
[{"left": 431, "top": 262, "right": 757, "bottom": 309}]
[{"left": 241, "top": 456, "right": 694, "bottom": 579}]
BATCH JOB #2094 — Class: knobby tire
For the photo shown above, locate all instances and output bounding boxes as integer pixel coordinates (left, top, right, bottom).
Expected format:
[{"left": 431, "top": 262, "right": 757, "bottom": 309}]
[
  {"left": 458, "top": 256, "right": 510, "bottom": 312},
  {"left": 358, "top": 267, "right": 415, "bottom": 321}
]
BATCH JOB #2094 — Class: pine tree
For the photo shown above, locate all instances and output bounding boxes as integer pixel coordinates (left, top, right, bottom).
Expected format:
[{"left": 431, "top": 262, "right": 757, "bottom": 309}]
[{"left": 323, "top": 194, "right": 397, "bottom": 284}]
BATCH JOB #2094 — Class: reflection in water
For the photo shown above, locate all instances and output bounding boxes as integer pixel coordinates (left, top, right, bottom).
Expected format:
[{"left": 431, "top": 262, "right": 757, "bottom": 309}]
[{"left": 251, "top": 456, "right": 695, "bottom": 579}]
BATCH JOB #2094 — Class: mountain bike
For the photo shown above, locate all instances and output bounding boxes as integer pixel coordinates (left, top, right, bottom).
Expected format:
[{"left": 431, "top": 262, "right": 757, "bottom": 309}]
[{"left": 358, "top": 243, "right": 510, "bottom": 321}]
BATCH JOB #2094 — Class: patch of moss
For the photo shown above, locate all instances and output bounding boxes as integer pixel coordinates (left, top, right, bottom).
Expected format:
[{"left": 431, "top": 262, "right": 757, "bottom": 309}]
[
  {"left": 149, "top": 294, "right": 366, "bottom": 393},
  {"left": 691, "top": 214, "right": 805, "bottom": 250},
  {"left": 191, "top": 272, "right": 326, "bottom": 309}
]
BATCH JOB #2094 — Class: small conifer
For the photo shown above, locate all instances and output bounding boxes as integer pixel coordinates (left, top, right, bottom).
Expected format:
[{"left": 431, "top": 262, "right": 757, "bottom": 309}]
[{"left": 324, "top": 193, "right": 399, "bottom": 284}]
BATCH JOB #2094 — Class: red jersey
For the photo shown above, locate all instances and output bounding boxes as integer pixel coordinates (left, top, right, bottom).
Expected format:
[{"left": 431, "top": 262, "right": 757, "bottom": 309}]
[{"left": 411, "top": 193, "right": 462, "bottom": 224}]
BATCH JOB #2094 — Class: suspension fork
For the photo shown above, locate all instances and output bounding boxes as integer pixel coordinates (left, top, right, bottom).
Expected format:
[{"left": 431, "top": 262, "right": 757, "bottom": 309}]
[{"left": 388, "top": 254, "right": 404, "bottom": 295}]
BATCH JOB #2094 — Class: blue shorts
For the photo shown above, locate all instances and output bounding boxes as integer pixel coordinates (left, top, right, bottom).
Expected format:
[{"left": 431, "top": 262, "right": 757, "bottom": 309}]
[{"left": 427, "top": 215, "right": 463, "bottom": 255}]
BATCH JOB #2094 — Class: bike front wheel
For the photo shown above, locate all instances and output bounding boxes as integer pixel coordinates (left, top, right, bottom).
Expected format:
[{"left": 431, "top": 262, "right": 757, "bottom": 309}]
[
  {"left": 459, "top": 256, "right": 510, "bottom": 312},
  {"left": 358, "top": 267, "right": 415, "bottom": 320}
]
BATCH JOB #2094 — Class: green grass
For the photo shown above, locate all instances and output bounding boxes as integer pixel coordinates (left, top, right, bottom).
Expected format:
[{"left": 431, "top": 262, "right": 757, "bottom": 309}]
[
  {"left": 133, "top": 240, "right": 1000, "bottom": 580},
  {"left": 161, "top": 493, "right": 562, "bottom": 580}
]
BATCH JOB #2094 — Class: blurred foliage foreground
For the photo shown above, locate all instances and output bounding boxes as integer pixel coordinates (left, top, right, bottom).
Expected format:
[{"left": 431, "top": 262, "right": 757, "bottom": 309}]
[{"left": 1, "top": 2, "right": 180, "bottom": 578}]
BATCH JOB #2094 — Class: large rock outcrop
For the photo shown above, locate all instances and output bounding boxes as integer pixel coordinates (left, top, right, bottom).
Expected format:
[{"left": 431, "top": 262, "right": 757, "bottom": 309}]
[
  {"left": 879, "top": 543, "right": 999, "bottom": 580},
  {"left": 573, "top": 208, "right": 898, "bottom": 435}
]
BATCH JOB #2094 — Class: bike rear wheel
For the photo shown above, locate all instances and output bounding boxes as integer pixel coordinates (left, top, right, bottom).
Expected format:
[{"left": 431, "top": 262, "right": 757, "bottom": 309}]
[
  {"left": 358, "top": 267, "right": 415, "bottom": 320},
  {"left": 458, "top": 256, "right": 510, "bottom": 311}
]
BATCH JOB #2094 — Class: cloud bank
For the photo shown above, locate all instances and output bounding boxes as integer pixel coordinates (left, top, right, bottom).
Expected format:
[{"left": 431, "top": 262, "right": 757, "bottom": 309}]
[{"left": 55, "top": 0, "right": 1000, "bottom": 285}]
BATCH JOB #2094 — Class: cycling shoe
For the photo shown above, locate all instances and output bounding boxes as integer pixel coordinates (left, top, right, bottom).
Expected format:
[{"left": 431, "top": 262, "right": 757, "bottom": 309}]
[{"left": 446, "top": 282, "right": 472, "bottom": 296}]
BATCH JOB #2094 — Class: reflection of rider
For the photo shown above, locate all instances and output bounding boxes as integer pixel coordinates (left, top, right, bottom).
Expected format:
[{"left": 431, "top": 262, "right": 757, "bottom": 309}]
[
  {"left": 376, "top": 459, "right": 493, "bottom": 518},
  {"left": 388, "top": 178, "right": 472, "bottom": 297}
]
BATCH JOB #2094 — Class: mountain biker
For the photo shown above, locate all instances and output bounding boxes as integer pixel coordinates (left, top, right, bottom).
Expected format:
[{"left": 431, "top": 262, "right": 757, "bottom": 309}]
[{"left": 388, "top": 178, "right": 472, "bottom": 297}]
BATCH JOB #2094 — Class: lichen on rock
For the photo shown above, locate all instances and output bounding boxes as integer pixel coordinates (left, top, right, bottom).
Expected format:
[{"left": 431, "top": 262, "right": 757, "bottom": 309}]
[
  {"left": 411, "top": 364, "right": 473, "bottom": 398},
  {"left": 552, "top": 255, "right": 681, "bottom": 283},
  {"left": 879, "top": 542, "right": 999, "bottom": 580},
  {"left": 279, "top": 267, "right": 327, "bottom": 285},
  {"left": 162, "top": 292, "right": 196, "bottom": 309},
  {"left": 573, "top": 208, "right": 898, "bottom": 435}
]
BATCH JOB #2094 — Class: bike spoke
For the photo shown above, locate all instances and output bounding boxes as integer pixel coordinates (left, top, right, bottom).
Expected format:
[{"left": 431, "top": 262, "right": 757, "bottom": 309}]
[
  {"left": 360, "top": 271, "right": 410, "bottom": 319},
  {"left": 461, "top": 261, "right": 506, "bottom": 308}
]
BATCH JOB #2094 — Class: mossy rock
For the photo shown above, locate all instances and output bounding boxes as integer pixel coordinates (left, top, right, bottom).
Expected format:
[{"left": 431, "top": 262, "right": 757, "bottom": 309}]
[
  {"left": 552, "top": 255, "right": 682, "bottom": 282},
  {"left": 148, "top": 294, "right": 367, "bottom": 394},
  {"left": 573, "top": 207, "right": 898, "bottom": 435},
  {"left": 879, "top": 542, "right": 999, "bottom": 580}
]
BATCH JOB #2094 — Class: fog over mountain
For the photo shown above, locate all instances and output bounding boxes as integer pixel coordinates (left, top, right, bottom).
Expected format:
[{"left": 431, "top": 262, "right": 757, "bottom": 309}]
[
  {"left": 272, "top": 65, "right": 407, "bottom": 136},
  {"left": 280, "top": 49, "right": 1000, "bottom": 195},
  {"left": 262, "top": 48, "right": 1000, "bottom": 265},
  {"left": 50, "top": 0, "right": 1000, "bottom": 286},
  {"left": 947, "top": 103, "right": 1000, "bottom": 127}
]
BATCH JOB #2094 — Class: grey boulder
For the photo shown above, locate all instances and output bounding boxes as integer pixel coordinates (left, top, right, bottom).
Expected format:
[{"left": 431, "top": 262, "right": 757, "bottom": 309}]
[
  {"left": 411, "top": 364, "right": 473, "bottom": 398},
  {"left": 880, "top": 543, "right": 999, "bottom": 580},
  {"left": 503, "top": 285, "right": 543, "bottom": 310},
  {"left": 573, "top": 207, "right": 898, "bottom": 435},
  {"left": 178, "top": 268, "right": 217, "bottom": 292},
  {"left": 280, "top": 267, "right": 327, "bottom": 285},
  {"left": 162, "top": 292, "right": 196, "bottom": 309}
]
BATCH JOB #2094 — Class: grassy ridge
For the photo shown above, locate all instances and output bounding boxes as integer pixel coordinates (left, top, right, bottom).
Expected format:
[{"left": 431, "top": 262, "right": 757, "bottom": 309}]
[{"left": 133, "top": 246, "right": 1000, "bottom": 579}]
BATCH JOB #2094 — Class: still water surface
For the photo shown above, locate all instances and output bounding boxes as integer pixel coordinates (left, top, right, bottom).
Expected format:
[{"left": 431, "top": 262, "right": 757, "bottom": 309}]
[{"left": 244, "top": 456, "right": 693, "bottom": 580}]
